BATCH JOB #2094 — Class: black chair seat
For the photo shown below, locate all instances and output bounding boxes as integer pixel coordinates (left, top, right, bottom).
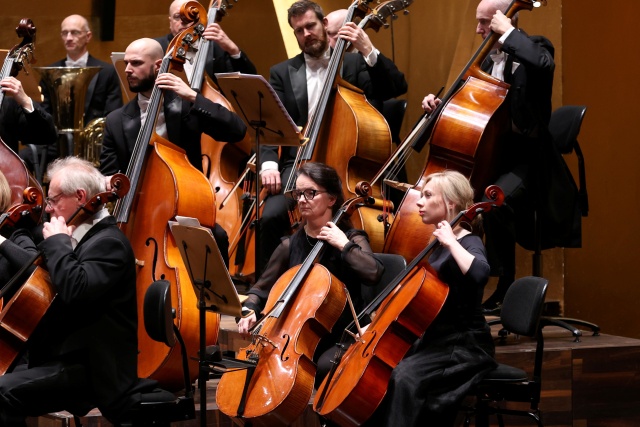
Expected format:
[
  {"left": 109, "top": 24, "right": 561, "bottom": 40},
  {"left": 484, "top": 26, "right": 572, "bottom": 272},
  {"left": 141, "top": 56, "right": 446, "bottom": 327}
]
[{"left": 481, "top": 363, "right": 528, "bottom": 383}]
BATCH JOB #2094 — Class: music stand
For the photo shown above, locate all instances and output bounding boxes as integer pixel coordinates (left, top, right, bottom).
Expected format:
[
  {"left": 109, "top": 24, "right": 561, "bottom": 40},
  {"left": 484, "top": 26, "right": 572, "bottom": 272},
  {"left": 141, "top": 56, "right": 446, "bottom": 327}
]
[
  {"left": 169, "top": 216, "right": 254, "bottom": 427},
  {"left": 216, "top": 73, "right": 304, "bottom": 278}
]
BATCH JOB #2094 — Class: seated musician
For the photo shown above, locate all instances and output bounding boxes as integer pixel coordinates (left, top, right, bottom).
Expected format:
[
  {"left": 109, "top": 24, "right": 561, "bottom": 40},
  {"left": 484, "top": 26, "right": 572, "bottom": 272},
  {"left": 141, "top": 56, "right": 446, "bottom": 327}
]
[
  {"left": 0, "top": 76, "right": 57, "bottom": 156},
  {"left": 238, "top": 162, "right": 384, "bottom": 383},
  {"left": 155, "top": 0, "right": 258, "bottom": 81},
  {"left": 422, "top": 0, "right": 580, "bottom": 312},
  {"left": 258, "top": 0, "right": 407, "bottom": 277},
  {"left": 0, "top": 170, "right": 39, "bottom": 295},
  {"left": 0, "top": 157, "right": 141, "bottom": 426},
  {"left": 99, "top": 38, "right": 247, "bottom": 266},
  {"left": 367, "top": 170, "right": 496, "bottom": 427}
]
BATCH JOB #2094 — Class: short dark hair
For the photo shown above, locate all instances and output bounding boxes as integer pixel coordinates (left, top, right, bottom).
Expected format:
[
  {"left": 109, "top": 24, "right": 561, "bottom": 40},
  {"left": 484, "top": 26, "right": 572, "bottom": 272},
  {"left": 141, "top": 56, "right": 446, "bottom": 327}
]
[
  {"left": 288, "top": 0, "right": 324, "bottom": 27},
  {"left": 296, "top": 162, "right": 344, "bottom": 217}
]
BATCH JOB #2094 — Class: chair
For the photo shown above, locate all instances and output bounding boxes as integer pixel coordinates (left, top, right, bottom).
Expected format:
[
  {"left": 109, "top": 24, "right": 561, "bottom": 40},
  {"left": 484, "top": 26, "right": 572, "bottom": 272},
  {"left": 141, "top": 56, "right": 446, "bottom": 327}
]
[
  {"left": 116, "top": 280, "right": 196, "bottom": 426},
  {"left": 362, "top": 253, "right": 407, "bottom": 306},
  {"left": 536, "top": 105, "right": 598, "bottom": 341},
  {"left": 464, "top": 276, "right": 548, "bottom": 427}
]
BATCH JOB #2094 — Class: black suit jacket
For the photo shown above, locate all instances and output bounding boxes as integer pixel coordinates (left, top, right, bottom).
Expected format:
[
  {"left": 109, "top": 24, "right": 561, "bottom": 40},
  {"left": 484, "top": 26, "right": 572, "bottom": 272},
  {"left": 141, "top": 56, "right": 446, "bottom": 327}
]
[
  {"left": 99, "top": 91, "right": 247, "bottom": 175},
  {"left": 22, "top": 216, "right": 139, "bottom": 414},
  {"left": 154, "top": 33, "right": 257, "bottom": 83},
  {"left": 41, "top": 54, "right": 123, "bottom": 125},
  {"left": 264, "top": 51, "right": 407, "bottom": 169},
  {"left": 0, "top": 97, "right": 57, "bottom": 153},
  {"left": 484, "top": 30, "right": 581, "bottom": 249}
]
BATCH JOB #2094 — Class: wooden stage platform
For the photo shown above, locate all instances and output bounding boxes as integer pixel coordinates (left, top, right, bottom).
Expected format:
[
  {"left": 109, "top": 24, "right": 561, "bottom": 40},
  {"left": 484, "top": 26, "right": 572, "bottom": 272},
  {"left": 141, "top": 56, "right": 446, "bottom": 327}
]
[{"left": 28, "top": 316, "right": 640, "bottom": 427}]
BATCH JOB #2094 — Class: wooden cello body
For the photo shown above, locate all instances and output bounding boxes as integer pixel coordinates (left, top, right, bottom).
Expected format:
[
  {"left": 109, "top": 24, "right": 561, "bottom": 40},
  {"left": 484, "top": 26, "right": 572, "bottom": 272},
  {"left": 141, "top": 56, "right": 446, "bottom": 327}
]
[
  {"left": 216, "top": 193, "right": 371, "bottom": 426},
  {"left": 383, "top": 0, "right": 536, "bottom": 261},
  {"left": 112, "top": 24, "right": 219, "bottom": 390},
  {"left": 313, "top": 190, "right": 504, "bottom": 426}
]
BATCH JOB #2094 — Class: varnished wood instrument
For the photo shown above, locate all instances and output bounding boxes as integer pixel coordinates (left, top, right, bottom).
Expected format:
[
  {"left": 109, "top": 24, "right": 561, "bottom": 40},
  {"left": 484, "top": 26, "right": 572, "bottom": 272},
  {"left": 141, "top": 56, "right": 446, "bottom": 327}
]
[
  {"left": 314, "top": 186, "right": 504, "bottom": 427},
  {"left": 112, "top": 18, "right": 220, "bottom": 390}
]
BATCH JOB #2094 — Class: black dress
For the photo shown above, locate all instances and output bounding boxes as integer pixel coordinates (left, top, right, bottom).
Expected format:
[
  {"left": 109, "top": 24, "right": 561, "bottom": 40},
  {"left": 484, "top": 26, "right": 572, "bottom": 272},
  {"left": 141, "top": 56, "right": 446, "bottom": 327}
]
[{"left": 372, "top": 234, "right": 497, "bottom": 427}]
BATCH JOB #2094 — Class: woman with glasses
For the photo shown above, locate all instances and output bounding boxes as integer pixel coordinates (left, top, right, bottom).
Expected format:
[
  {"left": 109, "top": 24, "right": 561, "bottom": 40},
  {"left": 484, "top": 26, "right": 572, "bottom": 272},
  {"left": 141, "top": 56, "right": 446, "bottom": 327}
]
[{"left": 237, "top": 162, "right": 383, "bottom": 382}]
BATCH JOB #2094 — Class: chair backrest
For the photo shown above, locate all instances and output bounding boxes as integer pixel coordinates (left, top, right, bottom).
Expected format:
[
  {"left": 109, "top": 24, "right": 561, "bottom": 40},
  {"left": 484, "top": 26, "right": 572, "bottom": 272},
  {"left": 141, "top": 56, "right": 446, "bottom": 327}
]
[
  {"left": 382, "top": 98, "right": 408, "bottom": 144},
  {"left": 500, "top": 276, "right": 548, "bottom": 337},
  {"left": 362, "top": 253, "right": 407, "bottom": 306},
  {"left": 143, "top": 279, "right": 176, "bottom": 347},
  {"left": 548, "top": 105, "right": 587, "bottom": 155}
]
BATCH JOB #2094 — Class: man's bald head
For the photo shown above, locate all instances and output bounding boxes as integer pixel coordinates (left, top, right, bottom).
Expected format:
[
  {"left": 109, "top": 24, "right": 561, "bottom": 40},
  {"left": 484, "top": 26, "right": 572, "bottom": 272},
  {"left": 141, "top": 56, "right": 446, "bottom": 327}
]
[
  {"left": 325, "top": 9, "right": 347, "bottom": 48},
  {"left": 124, "top": 38, "right": 164, "bottom": 95},
  {"left": 60, "top": 14, "right": 92, "bottom": 59},
  {"left": 169, "top": 0, "right": 192, "bottom": 36},
  {"left": 126, "top": 38, "right": 164, "bottom": 61}
]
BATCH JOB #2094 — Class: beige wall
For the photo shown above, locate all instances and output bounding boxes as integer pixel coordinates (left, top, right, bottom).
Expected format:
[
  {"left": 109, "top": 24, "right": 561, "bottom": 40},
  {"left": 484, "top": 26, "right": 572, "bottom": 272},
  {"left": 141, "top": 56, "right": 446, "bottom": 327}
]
[{"left": 2, "top": 1, "right": 637, "bottom": 338}]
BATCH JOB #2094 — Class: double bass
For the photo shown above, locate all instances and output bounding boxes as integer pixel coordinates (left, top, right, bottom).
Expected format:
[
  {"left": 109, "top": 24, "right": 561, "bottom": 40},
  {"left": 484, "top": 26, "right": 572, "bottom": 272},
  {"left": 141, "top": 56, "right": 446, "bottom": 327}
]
[
  {"left": 313, "top": 187, "right": 504, "bottom": 427},
  {"left": 111, "top": 24, "right": 219, "bottom": 390},
  {"left": 0, "top": 174, "right": 129, "bottom": 375},
  {"left": 282, "top": 0, "right": 392, "bottom": 252},
  {"left": 216, "top": 186, "right": 374, "bottom": 427},
  {"left": 382, "top": 0, "right": 541, "bottom": 261}
]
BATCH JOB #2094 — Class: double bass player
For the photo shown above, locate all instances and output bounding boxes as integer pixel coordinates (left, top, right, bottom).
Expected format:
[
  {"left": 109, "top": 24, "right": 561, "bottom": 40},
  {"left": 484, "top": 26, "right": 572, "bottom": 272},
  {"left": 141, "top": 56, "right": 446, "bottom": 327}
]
[
  {"left": 258, "top": 0, "right": 407, "bottom": 277},
  {"left": 423, "top": 0, "right": 580, "bottom": 312}
]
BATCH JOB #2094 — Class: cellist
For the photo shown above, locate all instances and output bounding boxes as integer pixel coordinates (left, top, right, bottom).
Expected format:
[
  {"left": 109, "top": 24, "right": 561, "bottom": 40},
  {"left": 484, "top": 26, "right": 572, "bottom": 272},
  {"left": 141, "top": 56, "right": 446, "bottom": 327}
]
[
  {"left": 99, "top": 38, "right": 247, "bottom": 265},
  {"left": 237, "top": 162, "right": 383, "bottom": 385},
  {"left": 0, "top": 157, "right": 140, "bottom": 426},
  {"left": 367, "top": 170, "right": 496, "bottom": 427},
  {"left": 423, "top": 0, "right": 580, "bottom": 312},
  {"left": 258, "top": 0, "right": 407, "bottom": 276}
]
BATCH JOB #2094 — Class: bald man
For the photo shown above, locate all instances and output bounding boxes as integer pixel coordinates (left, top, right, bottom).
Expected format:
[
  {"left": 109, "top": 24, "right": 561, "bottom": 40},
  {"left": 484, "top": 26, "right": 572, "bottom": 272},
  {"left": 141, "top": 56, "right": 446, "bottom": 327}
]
[
  {"left": 99, "top": 38, "right": 247, "bottom": 265},
  {"left": 154, "top": 0, "right": 257, "bottom": 81},
  {"left": 41, "top": 15, "right": 123, "bottom": 126}
]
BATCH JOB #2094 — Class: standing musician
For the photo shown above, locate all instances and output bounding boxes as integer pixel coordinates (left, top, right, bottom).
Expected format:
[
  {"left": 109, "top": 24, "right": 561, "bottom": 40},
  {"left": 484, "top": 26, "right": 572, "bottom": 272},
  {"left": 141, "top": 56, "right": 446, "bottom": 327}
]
[
  {"left": 422, "top": 0, "right": 580, "bottom": 312},
  {"left": 0, "top": 157, "right": 140, "bottom": 426},
  {"left": 21, "top": 14, "right": 123, "bottom": 170},
  {"left": 367, "top": 170, "right": 496, "bottom": 426},
  {"left": 258, "top": 0, "right": 407, "bottom": 277},
  {"left": 0, "top": 75, "right": 57, "bottom": 155},
  {"left": 98, "top": 38, "right": 247, "bottom": 265},
  {"left": 154, "top": 0, "right": 257, "bottom": 80},
  {"left": 238, "top": 162, "right": 383, "bottom": 382}
]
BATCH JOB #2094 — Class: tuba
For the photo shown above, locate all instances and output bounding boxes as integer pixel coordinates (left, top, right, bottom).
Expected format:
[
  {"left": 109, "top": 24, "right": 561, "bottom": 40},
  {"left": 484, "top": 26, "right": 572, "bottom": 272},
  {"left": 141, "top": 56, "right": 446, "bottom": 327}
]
[{"left": 33, "top": 66, "right": 104, "bottom": 166}]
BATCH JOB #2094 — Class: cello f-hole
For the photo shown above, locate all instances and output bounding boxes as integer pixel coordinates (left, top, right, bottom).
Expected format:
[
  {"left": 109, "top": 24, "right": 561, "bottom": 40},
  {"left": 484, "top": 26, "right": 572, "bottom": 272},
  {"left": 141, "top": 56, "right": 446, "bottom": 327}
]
[{"left": 145, "top": 237, "right": 164, "bottom": 281}]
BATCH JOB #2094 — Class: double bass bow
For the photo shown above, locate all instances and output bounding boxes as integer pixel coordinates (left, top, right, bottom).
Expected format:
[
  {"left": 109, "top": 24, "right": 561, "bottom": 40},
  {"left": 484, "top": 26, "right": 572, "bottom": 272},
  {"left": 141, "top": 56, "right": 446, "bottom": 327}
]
[
  {"left": 313, "top": 185, "right": 504, "bottom": 427},
  {"left": 382, "top": 0, "right": 542, "bottom": 261},
  {"left": 216, "top": 184, "right": 375, "bottom": 427},
  {"left": 0, "top": 173, "right": 130, "bottom": 375},
  {"left": 111, "top": 22, "right": 220, "bottom": 390}
]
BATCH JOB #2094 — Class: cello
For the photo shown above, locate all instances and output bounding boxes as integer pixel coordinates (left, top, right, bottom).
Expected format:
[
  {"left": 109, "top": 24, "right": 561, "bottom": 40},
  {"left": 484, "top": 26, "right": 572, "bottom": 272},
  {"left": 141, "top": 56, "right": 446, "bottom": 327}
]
[
  {"left": 111, "top": 24, "right": 220, "bottom": 390},
  {"left": 382, "top": 0, "right": 540, "bottom": 261},
  {"left": 282, "top": 0, "right": 392, "bottom": 252},
  {"left": 216, "top": 185, "right": 374, "bottom": 427},
  {"left": 313, "top": 186, "right": 504, "bottom": 427},
  {"left": 0, "top": 174, "right": 129, "bottom": 375}
]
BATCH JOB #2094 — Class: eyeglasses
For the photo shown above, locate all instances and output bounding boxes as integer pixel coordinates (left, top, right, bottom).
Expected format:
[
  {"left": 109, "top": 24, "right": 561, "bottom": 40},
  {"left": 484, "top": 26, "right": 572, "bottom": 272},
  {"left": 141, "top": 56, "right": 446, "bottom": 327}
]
[
  {"left": 289, "top": 189, "right": 327, "bottom": 201},
  {"left": 45, "top": 192, "right": 66, "bottom": 207},
  {"left": 60, "top": 30, "right": 87, "bottom": 38}
]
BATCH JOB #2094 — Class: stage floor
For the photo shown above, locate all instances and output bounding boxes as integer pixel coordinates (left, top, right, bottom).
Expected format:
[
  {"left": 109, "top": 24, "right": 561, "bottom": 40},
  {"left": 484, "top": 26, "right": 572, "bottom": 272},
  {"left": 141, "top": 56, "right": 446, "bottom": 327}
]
[{"left": 28, "top": 316, "right": 640, "bottom": 427}]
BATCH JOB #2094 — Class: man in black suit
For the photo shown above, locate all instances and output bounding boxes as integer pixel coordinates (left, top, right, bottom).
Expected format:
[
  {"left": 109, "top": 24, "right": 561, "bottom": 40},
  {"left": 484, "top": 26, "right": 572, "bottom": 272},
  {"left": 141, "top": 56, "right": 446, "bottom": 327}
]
[
  {"left": 20, "top": 14, "right": 123, "bottom": 171},
  {"left": 256, "top": 0, "right": 407, "bottom": 275},
  {"left": 423, "top": 0, "right": 580, "bottom": 310},
  {"left": 155, "top": 0, "right": 257, "bottom": 81},
  {"left": 0, "top": 76, "right": 57, "bottom": 155},
  {"left": 99, "top": 37, "right": 247, "bottom": 264},
  {"left": 0, "top": 157, "right": 140, "bottom": 425}
]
